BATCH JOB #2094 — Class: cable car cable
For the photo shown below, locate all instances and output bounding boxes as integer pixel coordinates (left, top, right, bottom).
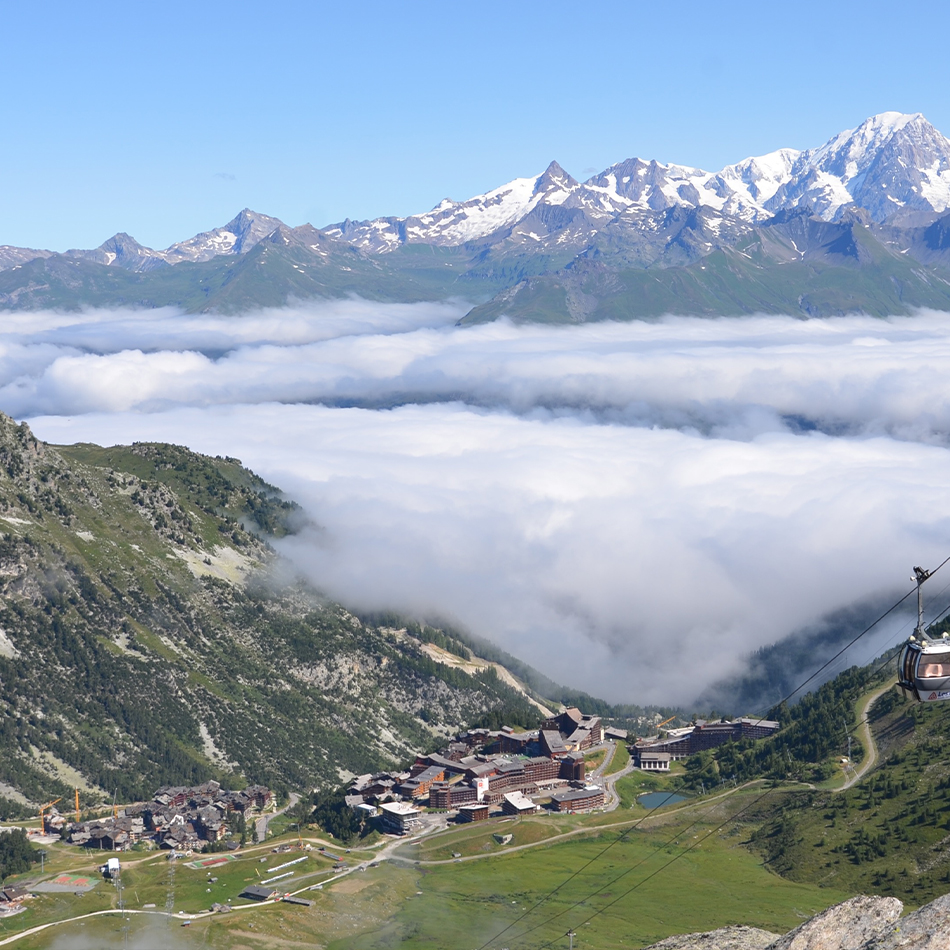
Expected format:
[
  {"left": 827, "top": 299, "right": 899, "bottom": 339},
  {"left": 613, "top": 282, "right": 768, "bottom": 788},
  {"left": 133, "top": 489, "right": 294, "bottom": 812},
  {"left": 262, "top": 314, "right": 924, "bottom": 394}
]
[
  {"left": 526, "top": 672, "right": 913, "bottom": 948},
  {"left": 521, "top": 570, "right": 950, "bottom": 948},
  {"left": 505, "top": 654, "right": 905, "bottom": 946},
  {"left": 479, "top": 562, "right": 950, "bottom": 950}
]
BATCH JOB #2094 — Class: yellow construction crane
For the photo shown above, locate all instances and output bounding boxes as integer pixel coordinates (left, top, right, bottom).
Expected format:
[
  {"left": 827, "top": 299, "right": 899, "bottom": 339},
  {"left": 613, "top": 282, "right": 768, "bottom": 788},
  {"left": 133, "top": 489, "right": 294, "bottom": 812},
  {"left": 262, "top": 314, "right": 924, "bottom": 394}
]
[
  {"left": 75, "top": 788, "right": 81, "bottom": 824},
  {"left": 655, "top": 715, "right": 677, "bottom": 731},
  {"left": 38, "top": 798, "right": 62, "bottom": 831}
]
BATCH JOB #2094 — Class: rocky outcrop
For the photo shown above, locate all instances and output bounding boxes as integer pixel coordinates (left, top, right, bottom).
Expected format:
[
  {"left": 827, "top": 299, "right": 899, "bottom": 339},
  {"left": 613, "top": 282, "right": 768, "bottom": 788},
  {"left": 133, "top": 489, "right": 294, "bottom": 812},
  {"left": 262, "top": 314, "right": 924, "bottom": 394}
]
[
  {"left": 644, "top": 926, "right": 779, "bottom": 950},
  {"left": 863, "top": 893, "right": 950, "bottom": 949},
  {"left": 642, "top": 893, "right": 950, "bottom": 950},
  {"left": 769, "top": 896, "right": 903, "bottom": 950}
]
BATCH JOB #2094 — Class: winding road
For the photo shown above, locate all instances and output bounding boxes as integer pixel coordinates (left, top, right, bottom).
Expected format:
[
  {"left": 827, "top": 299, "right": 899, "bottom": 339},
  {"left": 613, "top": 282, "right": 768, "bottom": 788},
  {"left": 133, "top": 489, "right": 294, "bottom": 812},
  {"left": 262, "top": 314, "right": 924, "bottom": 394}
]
[
  {"left": 835, "top": 680, "right": 892, "bottom": 792},
  {"left": 593, "top": 740, "right": 636, "bottom": 811}
]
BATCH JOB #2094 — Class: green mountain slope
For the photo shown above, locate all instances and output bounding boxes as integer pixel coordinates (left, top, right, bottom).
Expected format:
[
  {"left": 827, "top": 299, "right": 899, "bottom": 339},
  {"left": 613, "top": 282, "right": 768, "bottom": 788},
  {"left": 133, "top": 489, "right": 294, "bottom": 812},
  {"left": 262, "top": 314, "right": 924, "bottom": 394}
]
[
  {"left": 0, "top": 233, "right": 468, "bottom": 313},
  {"left": 4, "top": 207, "right": 950, "bottom": 319},
  {"left": 461, "top": 224, "right": 950, "bottom": 324},
  {"left": 748, "top": 685, "right": 950, "bottom": 906},
  {"left": 0, "top": 415, "right": 543, "bottom": 807},
  {"left": 672, "top": 649, "right": 950, "bottom": 906}
]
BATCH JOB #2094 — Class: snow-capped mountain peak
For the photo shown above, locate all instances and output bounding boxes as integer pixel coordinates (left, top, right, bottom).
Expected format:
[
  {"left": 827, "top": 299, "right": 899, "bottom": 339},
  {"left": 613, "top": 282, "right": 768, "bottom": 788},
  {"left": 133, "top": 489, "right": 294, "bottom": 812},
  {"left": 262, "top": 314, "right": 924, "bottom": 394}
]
[
  {"left": 4, "top": 113, "right": 950, "bottom": 275},
  {"left": 316, "top": 113, "right": 950, "bottom": 254},
  {"left": 716, "top": 148, "right": 802, "bottom": 202},
  {"left": 809, "top": 111, "right": 922, "bottom": 172},
  {"left": 162, "top": 208, "right": 284, "bottom": 264},
  {"left": 769, "top": 112, "right": 950, "bottom": 221},
  {"left": 532, "top": 160, "right": 578, "bottom": 199}
]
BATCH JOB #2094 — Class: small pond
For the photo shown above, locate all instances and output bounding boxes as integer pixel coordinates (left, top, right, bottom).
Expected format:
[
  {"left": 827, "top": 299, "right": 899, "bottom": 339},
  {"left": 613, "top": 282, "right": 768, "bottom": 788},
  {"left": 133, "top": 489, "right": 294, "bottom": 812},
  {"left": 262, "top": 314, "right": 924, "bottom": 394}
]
[{"left": 637, "top": 791, "right": 688, "bottom": 809}]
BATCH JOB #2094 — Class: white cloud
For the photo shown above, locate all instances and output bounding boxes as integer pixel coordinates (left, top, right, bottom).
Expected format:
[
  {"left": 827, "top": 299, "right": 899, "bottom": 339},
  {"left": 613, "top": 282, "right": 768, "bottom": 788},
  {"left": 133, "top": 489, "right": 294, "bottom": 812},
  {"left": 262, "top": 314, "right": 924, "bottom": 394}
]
[
  {"left": 26, "top": 401, "right": 950, "bottom": 704},
  {"left": 11, "top": 302, "right": 950, "bottom": 704},
  {"left": 6, "top": 310, "right": 950, "bottom": 441}
]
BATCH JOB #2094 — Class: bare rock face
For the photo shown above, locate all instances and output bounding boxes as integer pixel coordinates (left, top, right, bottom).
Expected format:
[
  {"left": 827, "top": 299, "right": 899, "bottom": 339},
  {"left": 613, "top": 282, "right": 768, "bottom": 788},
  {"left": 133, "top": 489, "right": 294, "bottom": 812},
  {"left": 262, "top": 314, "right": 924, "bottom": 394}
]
[
  {"left": 644, "top": 926, "right": 780, "bottom": 950},
  {"left": 640, "top": 892, "right": 950, "bottom": 950},
  {"left": 768, "top": 896, "right": 904, "bottom": 950},
  {"left": 863, "top": 892, "right": 950, "bottom": 949}
]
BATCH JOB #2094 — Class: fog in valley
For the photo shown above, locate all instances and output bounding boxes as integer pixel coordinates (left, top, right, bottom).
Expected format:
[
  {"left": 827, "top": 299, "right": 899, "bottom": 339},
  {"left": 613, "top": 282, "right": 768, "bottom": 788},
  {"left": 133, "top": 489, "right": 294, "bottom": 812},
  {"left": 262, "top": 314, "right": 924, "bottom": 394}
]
[{"left": 14, "top": 302, "right": 950, "bottom": 706}]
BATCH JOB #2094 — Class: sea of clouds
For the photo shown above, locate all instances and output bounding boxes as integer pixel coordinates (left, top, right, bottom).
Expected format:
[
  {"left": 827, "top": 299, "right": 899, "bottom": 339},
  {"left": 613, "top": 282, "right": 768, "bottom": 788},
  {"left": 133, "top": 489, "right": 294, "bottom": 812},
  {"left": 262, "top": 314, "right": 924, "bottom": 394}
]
[{"left": 11, "top": 300, "right": 950, "bottom": 705}]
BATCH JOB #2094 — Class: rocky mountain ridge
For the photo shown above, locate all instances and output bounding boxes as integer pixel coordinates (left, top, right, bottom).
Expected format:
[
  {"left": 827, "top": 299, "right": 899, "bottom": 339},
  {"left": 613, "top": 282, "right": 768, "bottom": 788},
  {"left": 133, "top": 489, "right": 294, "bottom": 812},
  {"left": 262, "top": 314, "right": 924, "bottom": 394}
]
[
  {"left": 3, "top": 113, "right": 948, "bottom": 271},
  {"left": 2, "top": 113, "right": 950, "bottom": 318}
]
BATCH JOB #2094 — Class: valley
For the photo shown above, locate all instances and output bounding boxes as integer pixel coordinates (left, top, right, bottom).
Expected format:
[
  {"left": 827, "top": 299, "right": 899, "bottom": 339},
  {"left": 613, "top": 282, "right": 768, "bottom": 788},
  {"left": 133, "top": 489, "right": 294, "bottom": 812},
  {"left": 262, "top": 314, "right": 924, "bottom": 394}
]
[
  {"left": 8, "top": 5, "right": 950, "bottom": 945},
  {"left": 4, "top": 647, "right": 950, "bottom": 948},
  {"left": 0, "top": 413, "right": 571, "bottom": 808}
]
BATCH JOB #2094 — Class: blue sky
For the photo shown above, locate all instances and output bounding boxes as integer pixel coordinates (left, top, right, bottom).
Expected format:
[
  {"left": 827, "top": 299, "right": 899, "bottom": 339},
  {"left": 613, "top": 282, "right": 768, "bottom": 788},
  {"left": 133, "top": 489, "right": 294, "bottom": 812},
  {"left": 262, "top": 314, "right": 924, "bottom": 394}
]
[{"left": 4, "top": 0, "right": 950, "bottom": 251}]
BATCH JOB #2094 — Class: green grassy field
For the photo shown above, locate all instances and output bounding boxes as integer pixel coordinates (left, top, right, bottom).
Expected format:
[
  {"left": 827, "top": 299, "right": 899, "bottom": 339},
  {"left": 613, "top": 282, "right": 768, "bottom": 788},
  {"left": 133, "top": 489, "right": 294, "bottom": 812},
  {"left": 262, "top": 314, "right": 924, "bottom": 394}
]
[
  {"left": 404, "top": 815, "right": 582, "bottom": 862},
  {"left": 342, "top": 794, "right": 852, "bottom": 950}
]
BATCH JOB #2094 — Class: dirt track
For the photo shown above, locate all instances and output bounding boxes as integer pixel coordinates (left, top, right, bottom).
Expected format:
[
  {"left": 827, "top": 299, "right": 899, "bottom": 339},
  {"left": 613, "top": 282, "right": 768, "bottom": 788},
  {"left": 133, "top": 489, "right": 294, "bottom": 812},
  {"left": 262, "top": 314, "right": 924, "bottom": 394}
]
[{"left": 835, "top": 680, "right": 893, "bottom": 792}]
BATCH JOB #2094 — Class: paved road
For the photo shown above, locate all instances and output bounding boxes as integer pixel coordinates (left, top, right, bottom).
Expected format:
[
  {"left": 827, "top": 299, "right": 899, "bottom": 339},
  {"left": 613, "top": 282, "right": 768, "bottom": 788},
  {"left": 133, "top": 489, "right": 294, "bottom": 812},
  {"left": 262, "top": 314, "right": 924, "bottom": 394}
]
[
  {"left": 596, "top": 741, "right": 635, "bottom": 811},
  {"left": 590, "top": 741, "right": 615, "bottom": 777},
  {"left": 256, "top": 791, "right": 301, "bottom": 841}
]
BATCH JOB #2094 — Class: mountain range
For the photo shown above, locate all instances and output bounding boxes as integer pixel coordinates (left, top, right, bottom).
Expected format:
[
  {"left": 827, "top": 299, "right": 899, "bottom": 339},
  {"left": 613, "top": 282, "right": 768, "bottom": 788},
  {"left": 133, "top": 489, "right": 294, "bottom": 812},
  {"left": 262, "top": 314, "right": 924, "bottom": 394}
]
[{"left": 3, "top": 112, "right": 950, "bottom": 319}]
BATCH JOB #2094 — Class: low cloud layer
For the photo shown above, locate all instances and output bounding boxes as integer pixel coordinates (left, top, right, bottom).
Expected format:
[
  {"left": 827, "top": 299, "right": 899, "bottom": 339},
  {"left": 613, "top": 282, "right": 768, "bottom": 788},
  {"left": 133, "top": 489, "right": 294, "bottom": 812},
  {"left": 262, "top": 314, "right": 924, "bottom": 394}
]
[
  {"left": 10, "top": 301, "right": 950, "bottom": 703},
  {"left": 5, "top": 310, "right": 950, "bottom": 443},
  {"left": 28, "top": 402, "right": 948, "bottom": 703}
]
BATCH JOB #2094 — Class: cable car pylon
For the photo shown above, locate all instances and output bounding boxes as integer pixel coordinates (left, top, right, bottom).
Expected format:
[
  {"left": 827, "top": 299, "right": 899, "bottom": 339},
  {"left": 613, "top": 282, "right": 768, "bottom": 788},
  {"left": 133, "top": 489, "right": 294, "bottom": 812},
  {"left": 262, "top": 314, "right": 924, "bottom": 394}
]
[{"left": 898, "top": 566, "right": 950, "bottom": 702}]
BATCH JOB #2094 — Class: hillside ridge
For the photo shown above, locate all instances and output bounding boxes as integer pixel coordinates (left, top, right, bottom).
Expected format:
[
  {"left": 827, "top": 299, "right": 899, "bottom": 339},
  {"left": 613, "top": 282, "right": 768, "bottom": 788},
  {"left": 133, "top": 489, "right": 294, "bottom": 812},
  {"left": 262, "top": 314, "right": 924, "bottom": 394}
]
[{"left": 0, "top": 414, "right": 562, "bottom": 808}]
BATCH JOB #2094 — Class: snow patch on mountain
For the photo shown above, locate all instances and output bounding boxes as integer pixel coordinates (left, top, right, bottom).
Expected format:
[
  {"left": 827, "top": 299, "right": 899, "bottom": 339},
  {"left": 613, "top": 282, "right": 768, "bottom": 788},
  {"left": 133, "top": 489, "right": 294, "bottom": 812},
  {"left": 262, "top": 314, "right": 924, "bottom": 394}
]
[
  {"left": 162, "top": 209, "right": 285, "bottom": 264},
  {"left": 326, "top": 162, "right": 582, "bottom": 250},
  {"left": 327, "top": 112, "right": 950, "bottom": 254},
  {"left": 0, "top": 246, "right": 54, "bottom": 270},
  {"left": 3, "top": 112, "right": 950, "bottom": 273}
]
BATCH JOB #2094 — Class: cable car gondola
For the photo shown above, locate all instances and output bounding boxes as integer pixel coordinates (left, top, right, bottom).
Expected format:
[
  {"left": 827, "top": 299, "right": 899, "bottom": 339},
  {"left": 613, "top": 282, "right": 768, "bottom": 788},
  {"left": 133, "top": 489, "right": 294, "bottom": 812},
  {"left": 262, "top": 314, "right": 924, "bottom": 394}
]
[{"left": 898, "top": 566, "right": 950, "bottom": 702}]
